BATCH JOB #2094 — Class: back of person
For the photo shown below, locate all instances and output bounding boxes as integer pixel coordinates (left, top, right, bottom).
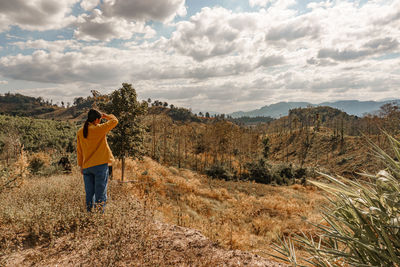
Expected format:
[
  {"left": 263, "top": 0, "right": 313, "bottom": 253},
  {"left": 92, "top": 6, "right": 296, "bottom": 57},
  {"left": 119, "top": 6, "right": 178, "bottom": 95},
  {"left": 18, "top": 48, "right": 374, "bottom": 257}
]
[
  {"left": 77, "top": 109, "right": 118, "bottom": 212},
  {"left": 77, "top": 118, "right": 117, "bottom": 169}
]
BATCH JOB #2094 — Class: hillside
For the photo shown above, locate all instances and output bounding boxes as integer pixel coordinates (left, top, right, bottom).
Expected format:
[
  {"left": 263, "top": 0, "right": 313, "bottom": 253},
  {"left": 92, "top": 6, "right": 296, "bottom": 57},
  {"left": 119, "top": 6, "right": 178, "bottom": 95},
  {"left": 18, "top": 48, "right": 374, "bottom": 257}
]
[
  {"left": 230, "top": 99, "right": 400, "bottom": 118},
  {"left": 0, "top": 159, "right": 299, "bottom": 266},
  {"left": 0, "top": 93, "right": 59, "bottom": 117}
]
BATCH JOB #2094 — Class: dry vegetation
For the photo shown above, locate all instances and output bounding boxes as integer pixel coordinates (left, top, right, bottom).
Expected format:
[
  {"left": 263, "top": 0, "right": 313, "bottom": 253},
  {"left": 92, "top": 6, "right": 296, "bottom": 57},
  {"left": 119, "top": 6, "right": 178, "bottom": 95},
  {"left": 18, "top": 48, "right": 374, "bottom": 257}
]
[
  {"left": 1, "top": 158, "right": 290, "bottom": 266},
  {"left": 113, "top": 157, "right": 326, "bottom": 262}
]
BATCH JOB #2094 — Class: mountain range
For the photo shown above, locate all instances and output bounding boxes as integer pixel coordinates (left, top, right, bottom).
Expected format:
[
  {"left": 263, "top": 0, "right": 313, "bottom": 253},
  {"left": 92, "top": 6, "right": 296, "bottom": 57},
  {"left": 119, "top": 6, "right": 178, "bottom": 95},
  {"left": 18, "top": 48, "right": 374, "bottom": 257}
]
[{"left": 229, "top": 100, "right": 400, "bottom": 118}]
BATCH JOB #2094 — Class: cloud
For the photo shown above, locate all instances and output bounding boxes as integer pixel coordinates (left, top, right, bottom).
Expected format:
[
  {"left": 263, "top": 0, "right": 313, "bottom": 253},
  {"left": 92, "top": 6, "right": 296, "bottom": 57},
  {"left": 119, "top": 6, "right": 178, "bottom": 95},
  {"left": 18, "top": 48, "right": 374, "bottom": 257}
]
[
  {"left": 101, "top": 0, "right": 186, "bottom": 22},
  {"left": 363, "top": 37, "right": 399, "bottom": 51},
  {"left": 1, "top": 0, "right": 400, "bottom": 113},
  {"left": 0, "top": 0, "right": 78, "bottom": 32},
  {"left": 257, "top": 55, "right": 285, "bottom": 67},
  {"left": 170, "top": 7, "right": 242, "bottom": 61},
  {"left": 74, "top": 10, "right": 156, "bottom": 41},
  {"left": 0, "top": 80, "right": 8, "bottom": 85},
  {"left": 318, "top": 38, "right": 399, "bottom": 61},
  {"left": 80, "top": 0, "right": 100, "bottom": 11},
  {"left": 170, "top": 7, "right": 267, "bottom": 61},
  {"left": 249, "top": 0, "right": 272, "bottom": 7},
  {"left": 11, "top": 39, "right": 82, "bottom": 52},
  {"left": 0, "top": 49, "right": 128, "bottom": 84},
  {"left": 373, "top": 1, "right": 400, "bottom": 25},
  {"left": 249, "top": 0, "right": 296, "bottom": 9},
  {"left": 266, "top": 16, "right": 320, "bottom": 42}
]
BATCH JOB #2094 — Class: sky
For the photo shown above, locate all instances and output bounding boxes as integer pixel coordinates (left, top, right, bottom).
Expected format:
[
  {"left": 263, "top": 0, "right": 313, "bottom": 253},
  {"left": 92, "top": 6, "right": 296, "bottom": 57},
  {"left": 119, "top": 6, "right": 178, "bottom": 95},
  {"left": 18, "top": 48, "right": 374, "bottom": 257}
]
[{"left": 0, "top": 0, "right": 399, "bottom": 113}]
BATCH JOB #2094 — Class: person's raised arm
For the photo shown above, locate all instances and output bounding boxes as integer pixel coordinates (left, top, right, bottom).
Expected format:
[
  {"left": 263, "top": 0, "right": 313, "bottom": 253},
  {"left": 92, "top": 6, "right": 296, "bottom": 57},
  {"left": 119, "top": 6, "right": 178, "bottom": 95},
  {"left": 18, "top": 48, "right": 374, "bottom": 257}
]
[{"left": 98, "top": 113, "right": 118, "bottom": 133}]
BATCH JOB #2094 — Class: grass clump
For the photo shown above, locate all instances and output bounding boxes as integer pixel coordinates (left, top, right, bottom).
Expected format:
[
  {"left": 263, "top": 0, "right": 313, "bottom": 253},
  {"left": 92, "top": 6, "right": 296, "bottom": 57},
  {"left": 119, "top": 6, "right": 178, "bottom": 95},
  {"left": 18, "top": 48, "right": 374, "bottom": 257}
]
[
  {"left": 0, "top": 171, "right": 164, "bottom": 266},
  {"left": 272, "top": 133, "right": 400, "bottom": 266}
]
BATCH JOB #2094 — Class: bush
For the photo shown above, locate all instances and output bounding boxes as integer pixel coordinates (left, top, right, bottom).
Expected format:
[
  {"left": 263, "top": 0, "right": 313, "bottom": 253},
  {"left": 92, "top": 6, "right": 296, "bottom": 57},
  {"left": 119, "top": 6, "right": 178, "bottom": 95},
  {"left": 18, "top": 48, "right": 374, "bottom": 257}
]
[
  {"left": 243, "top": 160, "right": 306, "bottom": 185},
  {"left": 271, "top": 163, "right": 294, "bottom": 180},
  {"left": 205, "top": 164, "right": 233, "bottom": 180},
  {"left": 28, "top": 152, "right": 50, "bottom": 175},
  {"left": 272, "top": 133, "right": 400, "bottom": 266},
  {"left": 293, "top": 167, "right": 306, "bottom": 179},
  {"left": 28, "top": 157, "right": 45, "bottom": 174},
  {"left": 243, "top": 158, "right": 272, "bottom": 184}
]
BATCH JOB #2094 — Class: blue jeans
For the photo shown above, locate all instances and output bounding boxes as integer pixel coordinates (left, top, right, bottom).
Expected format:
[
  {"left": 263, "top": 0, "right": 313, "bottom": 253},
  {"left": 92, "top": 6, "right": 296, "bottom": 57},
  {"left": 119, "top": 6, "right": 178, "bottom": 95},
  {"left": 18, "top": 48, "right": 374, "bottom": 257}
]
[{"left": 83, "top": 163, "right": 109, "bottom": 212}]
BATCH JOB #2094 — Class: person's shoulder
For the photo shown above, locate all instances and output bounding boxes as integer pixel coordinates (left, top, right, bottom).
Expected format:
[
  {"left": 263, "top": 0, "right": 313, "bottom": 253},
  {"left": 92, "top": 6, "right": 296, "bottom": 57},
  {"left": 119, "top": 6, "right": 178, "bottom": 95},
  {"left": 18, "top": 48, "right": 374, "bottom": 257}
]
[{"left": 77, "top": 127, "right": 83, "bottom": 135}]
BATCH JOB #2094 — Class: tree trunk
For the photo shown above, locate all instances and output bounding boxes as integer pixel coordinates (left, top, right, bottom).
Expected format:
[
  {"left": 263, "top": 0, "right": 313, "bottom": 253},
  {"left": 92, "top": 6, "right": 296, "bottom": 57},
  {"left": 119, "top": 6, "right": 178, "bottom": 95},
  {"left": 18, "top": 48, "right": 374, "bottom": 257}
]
[
  {"left": 152, "top": 114, "right": 156, "bottom": 159},
  {"left": 163, "top": 125, "right": 167, "bottom": 164},
  {"left": 121, "top": 157, "right": 125, "bottom": 182},
  {"left": 177, "top": 129, "right": 181, "bottom": 168}
]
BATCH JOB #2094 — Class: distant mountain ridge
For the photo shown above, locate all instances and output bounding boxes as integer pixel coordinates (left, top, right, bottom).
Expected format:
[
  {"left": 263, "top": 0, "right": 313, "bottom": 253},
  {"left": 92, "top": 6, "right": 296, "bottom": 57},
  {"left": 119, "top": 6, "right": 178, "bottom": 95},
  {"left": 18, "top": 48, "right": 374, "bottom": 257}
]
[{"left": 230, "top": 100, "right": 400, "bottom": 118}]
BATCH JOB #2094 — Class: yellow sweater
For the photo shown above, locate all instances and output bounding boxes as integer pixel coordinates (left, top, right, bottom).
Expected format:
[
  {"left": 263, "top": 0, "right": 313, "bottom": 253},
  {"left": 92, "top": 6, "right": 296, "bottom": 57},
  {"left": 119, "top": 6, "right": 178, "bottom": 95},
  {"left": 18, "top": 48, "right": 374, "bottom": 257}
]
[{"left": 77, "top": 114, "right": 118, "bottom": 169}]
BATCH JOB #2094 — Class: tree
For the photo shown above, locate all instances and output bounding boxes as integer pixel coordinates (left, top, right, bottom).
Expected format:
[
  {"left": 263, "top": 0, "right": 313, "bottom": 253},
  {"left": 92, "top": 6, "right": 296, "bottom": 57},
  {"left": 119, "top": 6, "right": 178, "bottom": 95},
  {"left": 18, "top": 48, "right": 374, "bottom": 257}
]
[
  {"left": 262, "top": 135, "right": 270, "bottom": 159},
  {"left": 99, "top": 83, "right": 148, "bottom": 181}
]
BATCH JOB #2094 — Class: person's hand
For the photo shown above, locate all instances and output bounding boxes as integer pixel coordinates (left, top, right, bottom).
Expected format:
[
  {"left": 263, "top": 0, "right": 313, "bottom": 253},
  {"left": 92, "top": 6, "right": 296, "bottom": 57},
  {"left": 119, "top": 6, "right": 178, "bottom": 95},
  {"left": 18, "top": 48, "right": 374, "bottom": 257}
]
[{"left": 80, "top": 167, "right": 83, "bottom": 175}]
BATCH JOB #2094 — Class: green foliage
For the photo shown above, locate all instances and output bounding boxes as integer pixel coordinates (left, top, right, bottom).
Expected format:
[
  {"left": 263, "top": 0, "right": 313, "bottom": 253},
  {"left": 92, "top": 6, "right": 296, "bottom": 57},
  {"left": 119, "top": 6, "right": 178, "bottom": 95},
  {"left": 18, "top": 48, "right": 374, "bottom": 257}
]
[
  {"left": 0, "top": 115, "right": 77, "bottom": 153},
  {"left": 244, "top": 158, "right": 272, "bottom": 184},
  {"left": 205, "top": 164, "right": 233, "bottom": 181},
  {"left": 272, "top": 133, "right": 400, "bottom": 266},
  {"left": 98, "top": 83, "right": 147, "bottom": 181},
  {"left": 148, "top": 105, "right": 201, "bottom": 122},
  {"left": 262, "top": 135, "right": 270, "bottom": 159},
  {"left": 0, "top": 93, "right": 57, "bottom": 117},
  {"left": 99, "top": 83, "right": 147, "bottom": 161},
  {"left": 168, "top": 107, "right": 200, "bottom": 122},
  {"left": 242, "top": 159, "right": 306, "bottom": 185},
  {"left": 230, "top": 116, "right": 274, "bottom": 126},
  {"left": 28, "top": 157, "right": 45, "bottom": 175}
]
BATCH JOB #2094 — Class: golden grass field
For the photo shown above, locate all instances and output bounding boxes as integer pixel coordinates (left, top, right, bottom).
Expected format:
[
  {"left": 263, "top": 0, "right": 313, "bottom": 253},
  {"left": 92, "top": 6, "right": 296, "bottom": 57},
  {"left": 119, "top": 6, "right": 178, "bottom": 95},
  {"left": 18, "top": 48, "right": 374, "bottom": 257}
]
[
  {"left": 114, "top": 157, "right": 327, "bottom": 261},
  {"left": 0, "top": 155, "right": 327, "bottom": 266}
]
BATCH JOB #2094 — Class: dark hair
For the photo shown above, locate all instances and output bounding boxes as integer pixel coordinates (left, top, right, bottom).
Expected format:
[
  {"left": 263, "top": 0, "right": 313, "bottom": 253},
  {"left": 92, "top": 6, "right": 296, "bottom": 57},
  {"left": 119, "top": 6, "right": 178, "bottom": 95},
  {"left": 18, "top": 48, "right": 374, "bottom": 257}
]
[{"left": 83, "top": 109, "right": 102, "bottom": 138}]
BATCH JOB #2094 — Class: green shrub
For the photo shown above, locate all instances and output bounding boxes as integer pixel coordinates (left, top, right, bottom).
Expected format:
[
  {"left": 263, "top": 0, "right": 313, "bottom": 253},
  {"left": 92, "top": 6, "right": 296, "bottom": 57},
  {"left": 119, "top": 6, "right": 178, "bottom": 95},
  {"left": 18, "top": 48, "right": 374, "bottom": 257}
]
[
  {"left": 272, "top": 133, "right": 400, "bottom": 266},
  {"left": 244, "top": 158, "right": 272, "bottom": 184},
  {"left": 28, "top": 157, "right": 45, "bottom": 174},
  {"left": 205, "top": 164, "right": 233, "bottom": 181}
]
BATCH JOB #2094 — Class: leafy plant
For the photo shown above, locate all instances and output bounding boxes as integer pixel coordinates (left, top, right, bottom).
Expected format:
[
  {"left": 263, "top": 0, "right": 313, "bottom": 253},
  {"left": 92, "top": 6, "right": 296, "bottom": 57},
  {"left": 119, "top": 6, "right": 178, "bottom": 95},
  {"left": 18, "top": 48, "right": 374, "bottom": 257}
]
[
  {"left": 271, "top": 132, "right": 400, "bottom": 266},
  {"left": 98, "top": 83, "right": 148, "bottom": 181},
  {"left": 205, "top": 163, "right": 233, "bottom": 180},
  {"left": 28, "top": 157, "right": 45, "bottom": 174}
]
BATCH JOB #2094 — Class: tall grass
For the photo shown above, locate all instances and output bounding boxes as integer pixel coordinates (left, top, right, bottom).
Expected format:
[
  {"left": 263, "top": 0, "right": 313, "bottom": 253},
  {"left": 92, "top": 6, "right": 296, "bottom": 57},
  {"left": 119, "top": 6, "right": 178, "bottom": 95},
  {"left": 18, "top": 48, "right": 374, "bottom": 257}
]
[
  {"left": 2, "top": 167, "right": 271, "bottom": 266},
  {"left": 113, "top": 157, "right": 326, "bottom": 262},
  {"left": 272, "top": 133, "right": 400, "bottom": 266},
  {"left": 0, "top": 170, "right": 167, "bottom": 266}
]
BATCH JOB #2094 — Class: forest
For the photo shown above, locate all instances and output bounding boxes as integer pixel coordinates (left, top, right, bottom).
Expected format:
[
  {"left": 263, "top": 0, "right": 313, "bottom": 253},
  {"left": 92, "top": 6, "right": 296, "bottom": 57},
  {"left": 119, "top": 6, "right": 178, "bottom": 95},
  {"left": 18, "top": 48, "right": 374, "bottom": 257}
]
[
  {"left": 1, "top": 87, "right": 400, "bottom": 266},
  {"left": 1, "top": 90, "right": 399, "bottom": 184}
]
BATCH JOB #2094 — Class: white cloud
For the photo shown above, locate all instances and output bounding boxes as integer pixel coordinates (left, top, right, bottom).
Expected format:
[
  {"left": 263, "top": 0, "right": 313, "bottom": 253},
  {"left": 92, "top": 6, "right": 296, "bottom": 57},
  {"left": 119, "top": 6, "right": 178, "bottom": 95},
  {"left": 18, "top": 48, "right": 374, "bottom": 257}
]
[
  {"left": 170, "top": 7, "right": 260, "bottom": 61},
  {"left": 1, "top": 0, "right": 400, "bottom": 113},
  {"left": 74, "top": 10, "right": 156, "bottom": 41},
  {"left": 317, "top": 37, "right": 399, "bottom": 62},
  {"left": 80, "top": 0, "right": 99, "bottom": 11},
  {"left": 249, "top": 0, "right": 272, "bottom": 8},
  {"left": 101, "top": 0, "right": 186, "bottom": 22},
  {"left": 249, "top": 0, "right": 296, "bottom": 9},
  {"left": 0, "top": 0, "right": 78, "bottom": 32},
  {"left": 11, "top": 39, "right": 82, "bottom": 53}
]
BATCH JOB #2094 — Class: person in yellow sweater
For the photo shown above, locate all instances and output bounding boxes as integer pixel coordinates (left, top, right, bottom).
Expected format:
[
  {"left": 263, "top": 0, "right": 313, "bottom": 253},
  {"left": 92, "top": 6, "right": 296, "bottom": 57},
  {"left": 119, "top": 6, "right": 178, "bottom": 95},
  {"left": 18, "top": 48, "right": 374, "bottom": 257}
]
[{"left": 77, "top": 109, "right": 118, "bottom": 212}]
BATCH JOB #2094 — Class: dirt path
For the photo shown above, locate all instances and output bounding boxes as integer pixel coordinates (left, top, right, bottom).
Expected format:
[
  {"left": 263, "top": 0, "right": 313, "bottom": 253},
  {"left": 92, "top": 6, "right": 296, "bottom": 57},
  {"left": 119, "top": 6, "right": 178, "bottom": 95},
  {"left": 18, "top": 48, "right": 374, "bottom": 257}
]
[{"left": 3, "top": 219, "right": 286, "bottom": 267}]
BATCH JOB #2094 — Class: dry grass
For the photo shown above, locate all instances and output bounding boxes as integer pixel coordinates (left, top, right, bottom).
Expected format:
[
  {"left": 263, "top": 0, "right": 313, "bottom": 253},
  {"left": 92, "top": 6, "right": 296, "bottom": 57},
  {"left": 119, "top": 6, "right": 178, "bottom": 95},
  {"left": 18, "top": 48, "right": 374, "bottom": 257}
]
[
  {"left": 1, "top": 163, "right": 285, "bottom": 266},
  {"left": 0, "top": 169, "right": 171, "bottom": 266},
  {"left": 113, "top": 157, "right": 326, "bottom": 262}
]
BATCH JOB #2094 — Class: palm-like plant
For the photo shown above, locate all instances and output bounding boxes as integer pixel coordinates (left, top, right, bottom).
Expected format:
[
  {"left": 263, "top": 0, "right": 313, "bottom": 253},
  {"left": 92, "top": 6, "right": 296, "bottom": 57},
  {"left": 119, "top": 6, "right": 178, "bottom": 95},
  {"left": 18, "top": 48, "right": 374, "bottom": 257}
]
[{"left": 272, "top": 133, "right": 400, "bottom": 266}]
